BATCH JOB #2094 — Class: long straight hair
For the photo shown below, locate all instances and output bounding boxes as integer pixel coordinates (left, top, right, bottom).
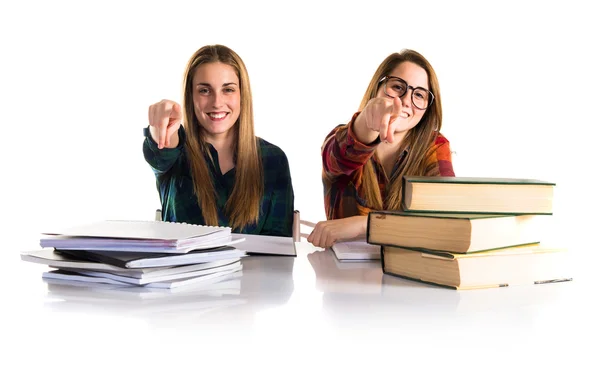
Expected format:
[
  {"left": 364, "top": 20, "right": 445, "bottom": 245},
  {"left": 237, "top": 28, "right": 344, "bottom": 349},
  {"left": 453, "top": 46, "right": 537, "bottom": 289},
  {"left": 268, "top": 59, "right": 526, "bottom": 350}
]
[
  {"left": 181, "top": 45, "right": 263, "bottom": 229},
  {"left": 359, "top": 49, "right": 443, "bottom": 210}
]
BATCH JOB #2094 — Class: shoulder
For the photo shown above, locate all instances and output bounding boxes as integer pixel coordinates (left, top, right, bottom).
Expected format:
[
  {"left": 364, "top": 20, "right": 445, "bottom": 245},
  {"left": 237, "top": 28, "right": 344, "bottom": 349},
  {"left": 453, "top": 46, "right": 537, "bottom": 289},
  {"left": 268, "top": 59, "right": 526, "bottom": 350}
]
[
  {"left": 257, "top": 138, "right": 292, "bottom": 181},
  {"left": 427, "top": 132, "right": 453, "bottom": 167},
  {"left": 257, "top": 137, "right": 288, "bottom": 158},
  {"left": 433, "top": 132, "right": 450, "bottom": 146},
  {"left": 257, "top": 137, "right": 291, "bottom": 169},
  {"left": 430, "top": 132, "right": 452, "bottom": 154}
]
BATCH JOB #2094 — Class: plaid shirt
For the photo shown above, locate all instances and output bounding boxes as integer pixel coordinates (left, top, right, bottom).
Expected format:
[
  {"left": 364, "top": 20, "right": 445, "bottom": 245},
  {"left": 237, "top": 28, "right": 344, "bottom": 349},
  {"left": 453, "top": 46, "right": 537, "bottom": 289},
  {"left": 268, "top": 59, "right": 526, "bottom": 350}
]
[
  {"left": 322, "top": 112, "right": 455, "bottom": 220},
  {"left": 143, "top": 127, "right": 294, "bottom": 237}
]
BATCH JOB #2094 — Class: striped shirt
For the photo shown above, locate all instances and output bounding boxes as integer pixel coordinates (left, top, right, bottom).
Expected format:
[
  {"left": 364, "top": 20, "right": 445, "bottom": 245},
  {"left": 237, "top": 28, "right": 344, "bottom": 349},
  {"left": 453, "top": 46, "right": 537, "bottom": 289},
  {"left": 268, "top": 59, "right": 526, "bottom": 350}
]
[
  {"left": 143, "top": 127, "right": 295, "bottom": 237},
  {"left": 322, "top": 112, "right": 455, "bottom": 220}
]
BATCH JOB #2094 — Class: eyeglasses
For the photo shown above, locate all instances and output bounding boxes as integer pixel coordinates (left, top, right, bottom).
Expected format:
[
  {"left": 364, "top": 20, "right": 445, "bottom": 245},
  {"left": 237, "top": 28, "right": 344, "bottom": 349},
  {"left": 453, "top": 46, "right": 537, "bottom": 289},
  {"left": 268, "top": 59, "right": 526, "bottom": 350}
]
[{"left": 378, "top": 76, "right": 434, "bottom": 110}]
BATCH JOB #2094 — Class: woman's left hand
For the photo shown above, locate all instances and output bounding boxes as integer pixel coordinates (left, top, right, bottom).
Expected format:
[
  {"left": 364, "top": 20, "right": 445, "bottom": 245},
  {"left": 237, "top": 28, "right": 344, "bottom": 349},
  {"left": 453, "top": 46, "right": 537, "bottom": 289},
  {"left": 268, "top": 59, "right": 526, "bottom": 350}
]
[{"left": 307, "top": 216, "right": 368, "bottom": 249}]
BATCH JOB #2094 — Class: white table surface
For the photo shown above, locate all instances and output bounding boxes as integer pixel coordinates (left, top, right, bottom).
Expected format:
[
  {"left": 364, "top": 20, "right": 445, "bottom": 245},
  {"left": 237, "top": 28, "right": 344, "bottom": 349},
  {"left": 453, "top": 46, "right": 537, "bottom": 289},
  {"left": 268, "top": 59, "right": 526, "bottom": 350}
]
[{"left": 3, "top": 241, "right": 597, "bottom": 381}]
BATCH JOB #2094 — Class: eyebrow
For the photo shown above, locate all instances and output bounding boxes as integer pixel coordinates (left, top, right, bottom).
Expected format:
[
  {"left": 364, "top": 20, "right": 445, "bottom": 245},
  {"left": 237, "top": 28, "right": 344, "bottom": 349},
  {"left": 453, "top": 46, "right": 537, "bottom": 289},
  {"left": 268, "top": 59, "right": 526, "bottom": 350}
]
[{"left": 195, "top": 82, "right": 239, "bottom": 87}]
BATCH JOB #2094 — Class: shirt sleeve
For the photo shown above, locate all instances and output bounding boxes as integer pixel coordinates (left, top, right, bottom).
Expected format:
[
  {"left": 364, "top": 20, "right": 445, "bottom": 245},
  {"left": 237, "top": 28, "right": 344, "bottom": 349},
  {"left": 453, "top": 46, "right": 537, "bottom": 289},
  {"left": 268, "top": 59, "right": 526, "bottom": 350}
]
[
  {"left": 322, "top": 112, "right": 380, "bottom": 181},
  {"left": 142, "top": 126, "right": 185, "bottom": 176},
  {"left": 259, "top": 149, "right": 295, "bottom": 237},
  {"left": 424, "top": 134, "right": 455, "bottom": 176}
]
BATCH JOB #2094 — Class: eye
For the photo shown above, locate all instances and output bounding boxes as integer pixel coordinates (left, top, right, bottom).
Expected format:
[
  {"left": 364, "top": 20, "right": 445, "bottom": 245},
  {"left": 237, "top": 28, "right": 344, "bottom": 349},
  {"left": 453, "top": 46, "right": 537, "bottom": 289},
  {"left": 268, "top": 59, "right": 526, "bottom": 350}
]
[
  {"left": 223, "top": 87, "right": 237, "bottom": 94},
  {"left": 198, "top": 87, "right": 210, "bottom": 95},
  {"left": 414, "top": 89, "right": 428, "bottom": 100},
  {"left": 392, "top": 84, "right": 405, "bottom": 92}
]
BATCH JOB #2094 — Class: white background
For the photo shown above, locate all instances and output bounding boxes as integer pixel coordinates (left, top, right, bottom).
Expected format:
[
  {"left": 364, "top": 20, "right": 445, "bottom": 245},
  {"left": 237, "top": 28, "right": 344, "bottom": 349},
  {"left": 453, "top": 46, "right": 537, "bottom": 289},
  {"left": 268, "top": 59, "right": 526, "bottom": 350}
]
[
  {"left": 3, "top": 0, "right": 598, "bottom": 261},
  {"left": 1, "top": 0, "right": 598, "bottom": 368}
]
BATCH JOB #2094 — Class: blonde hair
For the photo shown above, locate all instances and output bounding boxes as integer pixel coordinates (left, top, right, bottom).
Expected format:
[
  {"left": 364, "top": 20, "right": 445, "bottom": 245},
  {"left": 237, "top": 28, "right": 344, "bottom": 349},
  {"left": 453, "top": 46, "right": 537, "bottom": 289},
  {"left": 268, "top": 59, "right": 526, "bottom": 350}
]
[
  {"left": 182, "top": 45, "right": 263, "bottom": 229},
  {"left": 359, "top": 49, "right": 443, "bottom": 210}
]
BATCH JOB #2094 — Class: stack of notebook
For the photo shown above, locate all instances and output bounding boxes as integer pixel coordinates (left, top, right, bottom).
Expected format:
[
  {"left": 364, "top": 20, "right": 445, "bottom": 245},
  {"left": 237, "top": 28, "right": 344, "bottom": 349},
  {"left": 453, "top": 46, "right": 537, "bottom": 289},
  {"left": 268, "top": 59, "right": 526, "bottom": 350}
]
[{"left": 21, "top": 220, "right": 247, "bottom": 289}]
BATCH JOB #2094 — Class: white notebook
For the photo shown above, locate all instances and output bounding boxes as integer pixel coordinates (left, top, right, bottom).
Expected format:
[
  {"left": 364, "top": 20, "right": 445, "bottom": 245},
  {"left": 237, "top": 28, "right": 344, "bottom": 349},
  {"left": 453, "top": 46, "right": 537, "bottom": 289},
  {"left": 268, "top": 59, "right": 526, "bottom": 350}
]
[
  {"left": 42, "top": 220, "right": 230, "bottom": 241},
  {"left": 21, "top": 249, "right": 240, "bottom": 279},
  {"left": 40, "top": 220, "right": 237, "bottom": 252},
  {"left": 73, "top": 260, "right": 242, "bottom": 285},
  {"left": 43, "top": 264, "right": 243, "bottom": 289}
]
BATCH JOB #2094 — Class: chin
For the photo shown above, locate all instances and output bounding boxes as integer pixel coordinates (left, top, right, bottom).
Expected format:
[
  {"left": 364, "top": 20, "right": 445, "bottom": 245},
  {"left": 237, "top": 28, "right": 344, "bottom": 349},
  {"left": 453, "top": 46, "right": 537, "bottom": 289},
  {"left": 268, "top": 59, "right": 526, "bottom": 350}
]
[{"left": 207, "top": 125, "right": 236, "bottom": 135}]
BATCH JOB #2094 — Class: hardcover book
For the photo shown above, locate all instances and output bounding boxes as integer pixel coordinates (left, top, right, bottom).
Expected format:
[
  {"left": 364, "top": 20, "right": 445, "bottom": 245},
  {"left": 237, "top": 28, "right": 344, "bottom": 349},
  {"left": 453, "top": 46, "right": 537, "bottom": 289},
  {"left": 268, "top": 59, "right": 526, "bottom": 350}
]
[
  {"left": 402, "top": 176, "right": 555, "bottom": 215},
  {"left": 367, "top": 211, "right": 546, "bottom": 253},
  {"left": 381, "top": 243, "right": 572, "bottom": 289}
]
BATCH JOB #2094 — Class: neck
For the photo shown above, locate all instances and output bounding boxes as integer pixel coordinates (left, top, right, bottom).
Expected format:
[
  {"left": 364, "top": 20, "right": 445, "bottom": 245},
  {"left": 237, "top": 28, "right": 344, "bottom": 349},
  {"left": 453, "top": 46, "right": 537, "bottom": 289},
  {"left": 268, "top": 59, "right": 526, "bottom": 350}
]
[
  {"left": 377, "top": 129, "right": 407, "bottom": 157},
  {"left": 205, "top": 129, "right": 236, "bottom": 153}
]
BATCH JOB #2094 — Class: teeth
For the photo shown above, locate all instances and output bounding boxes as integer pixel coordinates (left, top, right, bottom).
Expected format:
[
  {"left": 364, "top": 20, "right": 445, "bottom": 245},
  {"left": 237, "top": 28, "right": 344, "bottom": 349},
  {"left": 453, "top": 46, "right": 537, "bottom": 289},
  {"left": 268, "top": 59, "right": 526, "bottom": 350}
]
[
  {"left": 208, "top": 112, "right": 226, "bottom": 119},
  {"left": 401, "top": 112, "right": 409, "bottom": 118}
]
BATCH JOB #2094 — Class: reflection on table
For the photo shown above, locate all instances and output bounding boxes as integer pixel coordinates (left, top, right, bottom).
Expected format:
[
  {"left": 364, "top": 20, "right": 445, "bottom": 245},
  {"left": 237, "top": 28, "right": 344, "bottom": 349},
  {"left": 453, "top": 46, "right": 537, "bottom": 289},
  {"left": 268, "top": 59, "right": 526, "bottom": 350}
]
[
  {"left": 42, "top": 255, "right": 296, "bottom": 329},
  {"left": 306, "top": 247, "right": 578, "bottom": 337}
]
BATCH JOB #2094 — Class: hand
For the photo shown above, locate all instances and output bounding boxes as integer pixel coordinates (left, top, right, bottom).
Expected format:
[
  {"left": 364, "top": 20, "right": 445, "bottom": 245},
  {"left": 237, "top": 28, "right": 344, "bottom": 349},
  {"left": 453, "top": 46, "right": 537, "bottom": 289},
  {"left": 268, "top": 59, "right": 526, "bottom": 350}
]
[
  {"left": 148, "top": 99, "right": 183, "bottom": 149},
  {"left": 356, "top": 96, "right": 406, "bottom": 144},
  {"left": 307, "top": 216, "right": 368, "bottom": 249}
]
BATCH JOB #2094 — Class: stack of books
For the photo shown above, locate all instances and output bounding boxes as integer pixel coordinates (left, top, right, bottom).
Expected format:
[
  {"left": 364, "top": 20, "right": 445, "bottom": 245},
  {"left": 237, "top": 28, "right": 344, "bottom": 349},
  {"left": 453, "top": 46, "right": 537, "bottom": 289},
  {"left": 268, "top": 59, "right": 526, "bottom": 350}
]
[
  {"left": 366, "top": 176, "right": 572, "bottom": 290},
  {"left": 21, "top": 220, "right": 246, "bottom": 289}
]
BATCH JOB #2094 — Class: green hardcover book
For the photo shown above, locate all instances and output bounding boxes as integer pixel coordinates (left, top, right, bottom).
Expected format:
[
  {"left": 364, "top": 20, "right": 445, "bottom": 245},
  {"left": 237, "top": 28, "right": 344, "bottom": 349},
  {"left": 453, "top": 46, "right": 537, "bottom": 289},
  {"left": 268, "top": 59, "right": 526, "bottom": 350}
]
[
  {"left": 366, "top": 210, "right": 547, "bottom": 254},
  {"left": 402, "top": 176, "right": 555, "bottom": 215}
]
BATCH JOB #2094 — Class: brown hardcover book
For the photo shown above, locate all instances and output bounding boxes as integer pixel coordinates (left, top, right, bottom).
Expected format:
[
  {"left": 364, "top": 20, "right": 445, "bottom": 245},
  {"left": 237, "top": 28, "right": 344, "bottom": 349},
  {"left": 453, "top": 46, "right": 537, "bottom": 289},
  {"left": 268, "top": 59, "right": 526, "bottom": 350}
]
[
  {"left": 367, "top": 211, "right": 546, "bottom": 253},
  {"left": 381, "top": 243, "right": 572, "bottom": 290},
  {"left": 402, "top": 176, "right": 555, "bottom": 215}
]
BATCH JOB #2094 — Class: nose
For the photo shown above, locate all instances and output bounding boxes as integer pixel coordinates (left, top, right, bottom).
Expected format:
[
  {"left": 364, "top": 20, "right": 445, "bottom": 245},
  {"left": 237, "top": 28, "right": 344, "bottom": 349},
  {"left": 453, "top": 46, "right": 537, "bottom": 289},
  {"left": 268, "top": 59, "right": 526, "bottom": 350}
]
[
  {"left": 211, "top": 91, "right": 224, "bottom": 108},
  {"left": 400, "top": 88, "right": 413, "bottom": 108}
]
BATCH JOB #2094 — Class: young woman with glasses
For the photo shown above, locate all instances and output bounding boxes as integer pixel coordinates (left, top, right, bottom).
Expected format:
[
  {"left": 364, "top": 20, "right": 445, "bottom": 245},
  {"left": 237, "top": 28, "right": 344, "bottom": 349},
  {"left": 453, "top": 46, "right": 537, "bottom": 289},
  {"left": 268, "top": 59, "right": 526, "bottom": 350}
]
[
  {"left": 308, "top": 49, "right": 455, "bottom": 248},
  {"left": 143, "top": 45, "right": 295, "bottom": 236}
]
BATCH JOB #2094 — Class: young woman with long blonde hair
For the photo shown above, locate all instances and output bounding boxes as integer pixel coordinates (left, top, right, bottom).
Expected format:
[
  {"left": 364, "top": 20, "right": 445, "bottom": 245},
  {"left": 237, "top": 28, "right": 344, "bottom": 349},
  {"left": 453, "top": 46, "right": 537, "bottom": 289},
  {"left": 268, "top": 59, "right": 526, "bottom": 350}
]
[
  {"left": 144, "top": 45, "right": 294, "bottom": 236},
  {"left": 308, "top": 49, "right": 455, "bottom": 248}
]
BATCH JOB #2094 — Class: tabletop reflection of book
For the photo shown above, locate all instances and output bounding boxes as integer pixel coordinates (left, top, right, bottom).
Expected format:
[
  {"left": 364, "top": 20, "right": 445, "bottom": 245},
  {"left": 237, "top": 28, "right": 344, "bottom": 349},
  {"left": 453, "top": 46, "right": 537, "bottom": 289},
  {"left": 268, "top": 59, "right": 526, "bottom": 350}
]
[
  {"left": 307, "top": 249, "right": 383, "bottom": 294},
  {"left": 43, "top": 271, "right": 246, "bottom": 316},
  {"left": 43, "top": 256, "right": 296, "bottom": 326},
  {"left": 307, "top": 248, "right": 574, "bottom": 325}
]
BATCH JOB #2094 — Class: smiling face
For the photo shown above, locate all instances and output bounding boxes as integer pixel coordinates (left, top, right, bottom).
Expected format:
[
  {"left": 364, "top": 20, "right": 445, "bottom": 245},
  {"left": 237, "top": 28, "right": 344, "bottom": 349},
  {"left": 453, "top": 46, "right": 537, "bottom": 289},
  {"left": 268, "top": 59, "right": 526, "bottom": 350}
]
[
  {"left": 192, "top": 62, "right": 241, "bottom": 139},
  {"left": 377, "top": 61, "right": 430, "bottom": 134}
]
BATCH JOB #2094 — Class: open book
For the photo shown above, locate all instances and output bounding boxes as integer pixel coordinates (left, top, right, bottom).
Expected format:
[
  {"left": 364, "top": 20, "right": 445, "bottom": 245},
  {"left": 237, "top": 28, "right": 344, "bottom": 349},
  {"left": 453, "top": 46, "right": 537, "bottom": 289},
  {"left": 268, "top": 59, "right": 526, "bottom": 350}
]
[
  {"left": 331, "top": 238, "right": 381, "bottom": 261},
  {"left": 231, "top": 233, "right": 296, "bottom": 256}
]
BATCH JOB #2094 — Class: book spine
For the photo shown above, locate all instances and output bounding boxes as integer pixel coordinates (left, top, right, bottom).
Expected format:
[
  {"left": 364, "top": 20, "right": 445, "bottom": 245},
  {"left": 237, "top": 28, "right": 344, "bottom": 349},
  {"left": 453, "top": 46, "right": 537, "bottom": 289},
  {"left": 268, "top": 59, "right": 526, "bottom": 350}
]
[
  {"left": 401, "top": 176, "right": 408, "bottom": 211},
  {"left": 366, "top": 212, "right": 373, "bottom": 244}
]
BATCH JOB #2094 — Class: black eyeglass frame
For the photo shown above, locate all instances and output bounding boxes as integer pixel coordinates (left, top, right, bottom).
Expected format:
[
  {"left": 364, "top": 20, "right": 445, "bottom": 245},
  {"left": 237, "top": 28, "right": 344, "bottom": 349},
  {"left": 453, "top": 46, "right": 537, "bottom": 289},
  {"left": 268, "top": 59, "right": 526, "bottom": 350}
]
[{"left": 378, "top": 76, "right": 435, "bottom": 110}]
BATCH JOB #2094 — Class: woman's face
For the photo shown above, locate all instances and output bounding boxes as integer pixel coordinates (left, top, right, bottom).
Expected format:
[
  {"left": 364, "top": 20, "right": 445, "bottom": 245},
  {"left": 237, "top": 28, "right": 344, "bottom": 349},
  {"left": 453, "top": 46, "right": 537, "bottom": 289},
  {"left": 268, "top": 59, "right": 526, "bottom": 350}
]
[
  {"left": 377, "top": 61, "right": 430, "bottom": 132},
  {"left": 192, "top": 62, "right": 241, "bottom": 139}
]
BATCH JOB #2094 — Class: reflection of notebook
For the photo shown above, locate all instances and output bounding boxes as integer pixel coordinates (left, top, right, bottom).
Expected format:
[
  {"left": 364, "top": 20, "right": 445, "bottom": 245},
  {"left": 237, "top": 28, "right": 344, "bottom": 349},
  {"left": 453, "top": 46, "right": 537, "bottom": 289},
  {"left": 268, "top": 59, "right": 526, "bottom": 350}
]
[
  {"left": 44, "top": 271, "right": 243, "bottom": 300},
  {"left": 331, "top": 239, "right": 381, "bottom": 261},
  {"left": 43, "top": 273, "right": 246, "bottom": 317}
]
